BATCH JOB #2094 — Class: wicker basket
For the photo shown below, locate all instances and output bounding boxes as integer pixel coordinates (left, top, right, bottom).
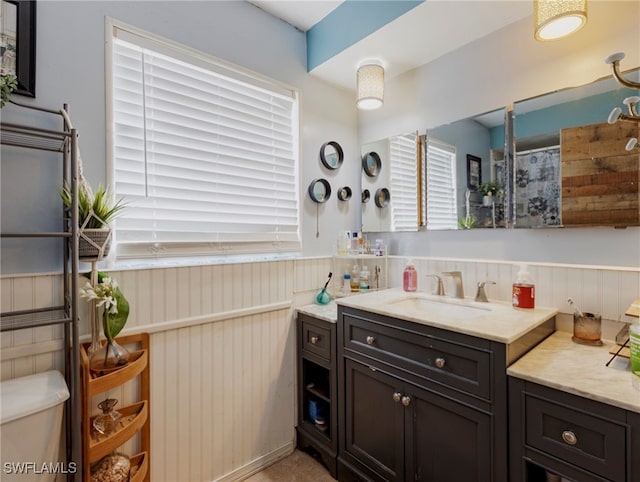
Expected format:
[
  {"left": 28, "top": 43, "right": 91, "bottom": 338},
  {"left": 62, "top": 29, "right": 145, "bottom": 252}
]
[{"left": 79, "top": 228, "right": 112, "bottom": 261}]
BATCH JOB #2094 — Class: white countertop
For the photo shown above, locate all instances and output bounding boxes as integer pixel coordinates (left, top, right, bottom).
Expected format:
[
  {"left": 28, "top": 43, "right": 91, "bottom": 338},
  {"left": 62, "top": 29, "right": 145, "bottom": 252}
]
[
  {"left": 296, "top": 301, "right": 338, "bottom": 323},
  {"left": 508, "top": 331, "right": 640, "bottom": 413},
  {"left": 335, "top": 288, "right": 558, "bottom": 344}
]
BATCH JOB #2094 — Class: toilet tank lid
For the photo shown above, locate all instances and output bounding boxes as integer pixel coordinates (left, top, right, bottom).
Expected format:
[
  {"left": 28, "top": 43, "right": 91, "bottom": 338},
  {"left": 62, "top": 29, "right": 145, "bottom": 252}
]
[{"left": 1, "top": 370, "right": 70, "bottom": 425}]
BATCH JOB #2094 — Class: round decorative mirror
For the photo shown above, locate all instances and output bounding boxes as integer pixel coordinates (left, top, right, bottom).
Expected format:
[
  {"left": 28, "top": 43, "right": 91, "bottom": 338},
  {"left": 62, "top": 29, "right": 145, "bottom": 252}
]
[
  {"left": 362, "top": 151, "right": 382, "bottom": 177},
  {"left": 375, "top": 187, "right": 391, "bottom": 208},
  {"left": 320, "top": 141, "right": 344, "bottom": 170},
  {"left": 337, "top": 186, "right": 352, "bottom": 201},
  {"left": 308, "top": 178, "right": 331, "bottom": 203},
  {"left": 361, "top": 189, "right": 371, "bottom": 203}
]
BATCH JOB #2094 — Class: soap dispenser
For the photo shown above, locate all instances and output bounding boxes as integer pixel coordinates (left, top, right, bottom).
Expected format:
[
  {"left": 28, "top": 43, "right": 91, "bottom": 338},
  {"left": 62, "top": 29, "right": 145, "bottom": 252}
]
[
  {"left": 512, "top": 264, "right": 535, "bottom": 309},
  {"left": 403, "top": 260, "right": 418, "bottom": 292}
]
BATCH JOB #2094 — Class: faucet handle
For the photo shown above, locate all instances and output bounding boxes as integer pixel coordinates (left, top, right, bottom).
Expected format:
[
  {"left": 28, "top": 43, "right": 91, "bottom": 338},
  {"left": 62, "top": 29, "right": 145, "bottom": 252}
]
[
  {"left": 426, "top": 274, "right": 445, "bottom": 295},
  {"left": 475, "top": 281, "right": 496, "bottom": 302}
]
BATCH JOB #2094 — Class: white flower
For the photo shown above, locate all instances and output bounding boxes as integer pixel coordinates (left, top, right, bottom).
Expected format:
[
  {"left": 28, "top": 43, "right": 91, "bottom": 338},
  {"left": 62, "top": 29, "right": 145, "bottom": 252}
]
[{"left": 81, "top": 278, "right": 119, "bottom": 315}]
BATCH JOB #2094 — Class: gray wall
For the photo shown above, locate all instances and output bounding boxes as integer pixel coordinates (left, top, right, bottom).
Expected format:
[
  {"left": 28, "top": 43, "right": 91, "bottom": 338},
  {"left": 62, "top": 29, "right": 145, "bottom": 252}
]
[{"left": 1, "top": 1, "right": 360, "bottom": 273}]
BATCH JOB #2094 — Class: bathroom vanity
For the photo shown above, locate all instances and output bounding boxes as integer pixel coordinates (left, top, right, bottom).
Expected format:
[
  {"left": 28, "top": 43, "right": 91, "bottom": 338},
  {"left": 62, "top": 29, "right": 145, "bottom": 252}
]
[
  {"left": 297, "top": 290, "right": 639, "bottom": 482},
  {"left": 508, "top": 332, "right": 640, "bottom": 482},
  {"left": 333, "top": 289, "right": 557, "bottom": 482}
]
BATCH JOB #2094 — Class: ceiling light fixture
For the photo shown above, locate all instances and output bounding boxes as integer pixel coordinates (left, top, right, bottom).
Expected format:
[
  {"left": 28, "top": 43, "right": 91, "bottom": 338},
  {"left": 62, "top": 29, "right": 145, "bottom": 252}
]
[
  {"left": 534, "top": 0, "right": 587, "bottom": 41},
  {"left": 357, "top": 63, "right": 384, "bottom": 110}
]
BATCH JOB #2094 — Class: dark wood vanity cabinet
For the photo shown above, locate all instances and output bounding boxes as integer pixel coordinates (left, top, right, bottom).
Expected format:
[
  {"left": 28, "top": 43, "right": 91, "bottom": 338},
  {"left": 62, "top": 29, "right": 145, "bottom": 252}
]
[
  {"left": 509, "top": 377, "right": 639, "bottom": 482},
  {"left": 296, "top": 313, "right": 338, "bottom": 478},
  {"left": 337, "top": 306, "right": 510, "bottom": 482}
]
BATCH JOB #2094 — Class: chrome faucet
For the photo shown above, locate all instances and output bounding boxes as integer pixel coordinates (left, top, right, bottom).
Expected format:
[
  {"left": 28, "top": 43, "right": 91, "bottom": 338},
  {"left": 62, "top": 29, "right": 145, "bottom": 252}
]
[
  {"left": 475, "top": 281, "right": 496, "bottom": 302},
  {"left": 442, "top": 271, "right": 464, "bottom": 299},
  {"left": 426, "top": 274, "right": 445, "bottom": 295}
]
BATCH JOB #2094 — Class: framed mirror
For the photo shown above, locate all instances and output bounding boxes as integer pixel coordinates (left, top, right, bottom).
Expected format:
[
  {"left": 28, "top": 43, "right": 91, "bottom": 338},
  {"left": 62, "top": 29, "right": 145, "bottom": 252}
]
[
  {"left": 361, "top": 132, "right": 420, "bottom": 232},
  {"left": 374, "top": 188, "right": 390, "bottom": 208},
  {"left": 362, "top": 151, "right": 382, "bottom": 177},
  {"left": 308, "top": 178, "right": 331, "bottom": 203},
  {"left": 337, "top": 186, "right": 352, "bottom": 201},
  {"left": 320, "top": 141, "right": 343, "bottom": 170},
  {"left": 513, "top": 70, "right": 640, "bottom": 228},
  {"left": 424, "top": 107, "right": 508, "bottom": 230}
]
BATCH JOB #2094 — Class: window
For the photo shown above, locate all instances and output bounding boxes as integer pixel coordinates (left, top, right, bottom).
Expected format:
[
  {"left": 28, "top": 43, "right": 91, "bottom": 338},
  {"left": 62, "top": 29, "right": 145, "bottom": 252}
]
[
  {"left": 389, "top": 132, "right": 419, "bottom": 231},
  {"left": 108, "top": 22, "right": 300, "bottom": 258},
  {"left": 425, "top": 137, "right": 457, "bottom": 230}
]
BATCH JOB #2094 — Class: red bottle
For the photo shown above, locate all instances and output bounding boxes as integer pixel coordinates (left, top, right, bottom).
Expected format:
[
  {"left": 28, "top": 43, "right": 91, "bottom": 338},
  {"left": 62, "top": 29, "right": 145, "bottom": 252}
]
[{"left": 512, "top": 265, "right": 535, "bottom": 309}]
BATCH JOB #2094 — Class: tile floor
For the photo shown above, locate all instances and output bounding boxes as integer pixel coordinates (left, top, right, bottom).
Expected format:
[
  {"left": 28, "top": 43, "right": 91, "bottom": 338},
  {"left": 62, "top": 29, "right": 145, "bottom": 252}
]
[{"left": 244, "top": 449, "right": 336, "bottom": 482}]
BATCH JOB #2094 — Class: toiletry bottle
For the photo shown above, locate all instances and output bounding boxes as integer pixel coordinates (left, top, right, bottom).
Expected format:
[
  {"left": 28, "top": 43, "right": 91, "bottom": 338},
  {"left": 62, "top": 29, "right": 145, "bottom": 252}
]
[
  {"left": 350, "top": 263, "right": 360, "bottom": 292},
  {"left": 359, "top": 265, "right": 370, "bottom": 291},
  {"left": 512, "top": 264, "right": 535, "bottom": 309},
  {"left": 630, "top": 322, "right": 640, "bottom": 376},
  {"left": 403, "top": 260, "right": 418, "bottom": 292},
  {"left": 341, "top": 273, "right": 351, "bottom": 297}
]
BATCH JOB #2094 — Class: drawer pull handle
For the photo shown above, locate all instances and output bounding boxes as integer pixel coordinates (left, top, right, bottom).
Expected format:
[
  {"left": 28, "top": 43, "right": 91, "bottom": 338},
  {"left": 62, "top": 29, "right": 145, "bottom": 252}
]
[
  {"left": 366, "top": 336, "right": 375, "bottom": 345},
  {"left": 562, "top": 430, "right": 577, "bottom": 445},
  {"left": 310, "top": 336, "right": 319, "bottom": 345},
  {"left": 393, "top": 392, "right": 402, "bottom": 403},
  {"left": 401, "top": 396, "right": 411, "bottom": 407},
  {"left": 435, "top": 357, "right": 446, "bottom": 369}
]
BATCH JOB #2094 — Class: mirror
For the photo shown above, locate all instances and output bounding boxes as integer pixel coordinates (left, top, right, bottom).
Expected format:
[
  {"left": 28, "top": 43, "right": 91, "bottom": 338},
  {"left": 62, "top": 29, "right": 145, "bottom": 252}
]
[
  {"left": 423, "top": 107, "right": 508, "bottom": 230},
  {"left": 361, "top": 132, "right": 420, "bottom": 232},
  {"left": 513, "top": 70, "right": 640, "bottom": 228},
  {"left": 308, "top": 178, "right": 331, "bottom": 203},
  {"left": 320, "top": 141, "right": 344, "bottom": 170}
]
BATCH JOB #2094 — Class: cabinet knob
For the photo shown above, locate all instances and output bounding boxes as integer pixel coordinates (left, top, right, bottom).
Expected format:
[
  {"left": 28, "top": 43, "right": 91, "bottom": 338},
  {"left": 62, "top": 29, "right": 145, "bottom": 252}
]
[
  {"left": 393, "top": 392, "right": 402, "bottom": 403},
  {"left": 562, "top": 430, "right": 577, "bottom": 445},
  {"left": 310, "top": 336, "right": 319, "bottom": 345},
  {"left": 401, "top": 396, "right": 411, "bottom": 407},
  {"left": 435, "top": 357, "right": 446, "bottom": 369},
  {"left": 366, "top": 336, "right": 375, "bottom": 345}
]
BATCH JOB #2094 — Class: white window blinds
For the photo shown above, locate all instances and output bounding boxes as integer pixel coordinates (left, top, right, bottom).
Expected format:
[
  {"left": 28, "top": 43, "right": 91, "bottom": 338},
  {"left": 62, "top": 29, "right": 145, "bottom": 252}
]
[
  {"left": 110, "top": 26, "right": 300, "bottom": 258},
  {"left": 389, "top": 133, "right": 419, "bottom": 231},
  {"left": 425, "top": 138, "right": 458, "bottom": 230}
]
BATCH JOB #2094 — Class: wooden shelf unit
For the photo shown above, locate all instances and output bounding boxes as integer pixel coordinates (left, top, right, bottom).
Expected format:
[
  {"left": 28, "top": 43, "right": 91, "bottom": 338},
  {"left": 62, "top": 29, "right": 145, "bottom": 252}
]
[{"left": 80, "top": 332, "right": 150, "bottom": 481}]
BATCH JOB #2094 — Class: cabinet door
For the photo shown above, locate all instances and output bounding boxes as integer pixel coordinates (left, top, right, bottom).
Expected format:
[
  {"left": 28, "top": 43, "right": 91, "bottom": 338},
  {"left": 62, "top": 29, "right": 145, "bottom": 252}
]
[
  {"left": 344, "top": 358, "right": 405, "bottom": 482},
  {"left": 407, "top": 382, "right": 492, "bottom": 482}
]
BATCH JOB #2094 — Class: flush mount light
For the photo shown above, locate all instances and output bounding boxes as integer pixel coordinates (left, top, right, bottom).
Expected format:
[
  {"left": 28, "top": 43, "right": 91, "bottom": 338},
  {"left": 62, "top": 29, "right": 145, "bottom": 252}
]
[
  {"left": 534, "top": 0, "right": 587, "bottom": 41},
  {"left": 357, "top": 64, "right": 384, "bottom": 110}
]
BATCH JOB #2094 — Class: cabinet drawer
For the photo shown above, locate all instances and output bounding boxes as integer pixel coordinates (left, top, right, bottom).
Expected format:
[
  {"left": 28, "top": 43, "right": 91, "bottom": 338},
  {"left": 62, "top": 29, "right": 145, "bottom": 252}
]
[
  {"left": 343, "top": 314, "right": 491, "bottom": 400},
  {"left": 301, "top": 319, "right": 332, "bottom": 361},
  {"left": 524, "top": 394, "right": 626, "bottom": 481}
]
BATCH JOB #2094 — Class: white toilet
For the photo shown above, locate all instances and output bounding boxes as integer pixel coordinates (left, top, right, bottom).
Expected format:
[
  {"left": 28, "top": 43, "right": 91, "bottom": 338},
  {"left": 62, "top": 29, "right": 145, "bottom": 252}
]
[{"left": 1, "top": 370, "right": 70, "bottom": 481}]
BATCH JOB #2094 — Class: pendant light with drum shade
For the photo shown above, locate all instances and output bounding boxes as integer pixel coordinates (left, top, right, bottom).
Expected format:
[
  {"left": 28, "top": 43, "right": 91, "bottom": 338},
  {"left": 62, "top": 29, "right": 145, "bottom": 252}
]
[
  {"left": 534, "top": 0, "right": 587, "bottom": 41},
  {"left": 356, "top": 63, "right": 384, "bottom": 110}
]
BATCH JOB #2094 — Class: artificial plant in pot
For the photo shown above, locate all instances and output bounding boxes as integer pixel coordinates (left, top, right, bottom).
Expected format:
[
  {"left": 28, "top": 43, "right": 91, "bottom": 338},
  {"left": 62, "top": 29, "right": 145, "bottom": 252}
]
[
  {"left": 81, "top": 271, "right": 130, "bottom": 371},
  {"left": 479, "top": 181, "right": 499, "bottom": 206},
  {"left": 60, "top": 182, "right": 126, "bottom": 261}
]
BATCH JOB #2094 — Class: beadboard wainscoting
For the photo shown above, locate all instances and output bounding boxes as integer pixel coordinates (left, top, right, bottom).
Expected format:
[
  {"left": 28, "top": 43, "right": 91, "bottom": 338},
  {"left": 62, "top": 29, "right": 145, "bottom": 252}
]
[{"left": 1, "top": 256, "right": 637, "bottom": 480}]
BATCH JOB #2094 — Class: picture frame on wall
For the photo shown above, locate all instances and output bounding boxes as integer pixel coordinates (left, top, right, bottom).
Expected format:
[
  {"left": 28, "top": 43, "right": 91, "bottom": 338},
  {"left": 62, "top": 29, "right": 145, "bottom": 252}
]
[
  {"left": 467, "top": 154, "right": 481, "bottom": 190},
  {"left": 0, "top": 0, "right": 36, "bottom": 97}
]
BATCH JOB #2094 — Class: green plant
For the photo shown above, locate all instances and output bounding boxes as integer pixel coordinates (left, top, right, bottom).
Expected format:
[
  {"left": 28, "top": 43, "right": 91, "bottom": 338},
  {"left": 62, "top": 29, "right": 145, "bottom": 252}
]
[
  {"left": 60, "top": 183, "right": 127, "bottom": 229},
  {"left": 458, "top": 215, "right": 476, "bottom": 229},
  {"left": 81, "top": 271, "right": 129, "bottom": 341},
  {"left": 0, "top": 73, "right": 18, "bottom": 108},
  {"left": 479, "top": 181, "right": 499, "bottom": 196}
]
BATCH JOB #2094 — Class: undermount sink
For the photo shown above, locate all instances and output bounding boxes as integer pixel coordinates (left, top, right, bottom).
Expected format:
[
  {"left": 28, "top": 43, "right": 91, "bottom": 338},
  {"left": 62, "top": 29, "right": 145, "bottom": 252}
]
[{"left": 388, "top": 294, "right": 494, "bottom": 320}]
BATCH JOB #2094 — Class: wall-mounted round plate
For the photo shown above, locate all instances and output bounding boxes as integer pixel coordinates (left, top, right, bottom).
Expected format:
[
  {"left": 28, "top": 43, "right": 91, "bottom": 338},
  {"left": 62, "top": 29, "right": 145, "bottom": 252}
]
[
  {"left": 362, "top": 151, "right": 382, "bottom": 177},
  {"left": 320, "top": 141, "right": 344, "bottom": 170},
  {"left": 375, "top": 187, "right": 390, "bottom": 208},
  {"left": 337, "top": 186, "right": 352, "bottom": 201},
  {"left": 361, "top": 189, "right": 371, "bottom": 203},
  {"left": 308, "top": 178, "right": 331, "bottom": 203}
]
